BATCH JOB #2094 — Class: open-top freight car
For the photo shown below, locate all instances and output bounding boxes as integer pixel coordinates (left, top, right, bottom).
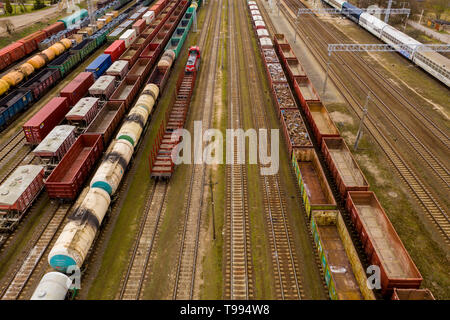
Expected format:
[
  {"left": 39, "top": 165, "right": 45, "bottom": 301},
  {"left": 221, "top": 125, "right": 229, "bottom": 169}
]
[
  {"left": 391, "top": 288, "right": 435, "bottom": 300},
  {"left": 311, "top": 210, "right": 375, "bottom": 300},
  {"left": 0, "top": 89, "right": 33, "bottom": 129},
  {"left": 45, "top": 134, "right": 104, "bottom": 201},
  {"left": 85, "top": 101, "right": 126, "bottom": 145},
  {"left": 321, "top": 137, "right": 369, "bottom": 199},
  {"left": 346, "top": 191, "right": 423, "bottom": 295},
  {"left": 304, "top": 101, "right": 340, "bottom": 146},
  {"left": 292, "top": 148, "right": 337, "bottom": 218},
  {"left": 0, "top": 165, "right": 45, "bottom": 231},
  {"left": 109, "top": 74, "right": 141, "bottom": 110}
]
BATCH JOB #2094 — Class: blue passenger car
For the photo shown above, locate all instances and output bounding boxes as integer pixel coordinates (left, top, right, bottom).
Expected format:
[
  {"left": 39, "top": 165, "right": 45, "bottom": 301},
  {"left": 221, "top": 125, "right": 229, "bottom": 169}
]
[
  {"left": 342, "top": 2, "right": 363, "bottom": 24},
  {"left": 85, "top": 54, "right": 113, "bottom": 79}
]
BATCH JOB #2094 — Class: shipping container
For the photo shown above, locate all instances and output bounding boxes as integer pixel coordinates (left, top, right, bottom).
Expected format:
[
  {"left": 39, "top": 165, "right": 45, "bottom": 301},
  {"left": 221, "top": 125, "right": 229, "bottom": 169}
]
[
  {"left": 85, "top": 54, "right": 113, "bottom": 79},
  {"left": 45, "top": 134, "right": 104, "bottom": 200},
  {"left": 292, "top": 148, "right": 336, "bottom": 218},
  {"left": 127, "top": 58, "right": 152, "bottom": 86},
  {"left": 23, "top": 97, "right": 70, "bottom": 145},
  {"left": 304, "top": 101, "right": 340, "bottom": 146},
  {"left": 60, "top": 72, "right": 95, "bottom": 106},
  {"left": 133, "top": 19, "right": 146, "bottom": 35},
  {"left": 85, "top": 101, "right": 125, "bottom": 145},
  {"left": 33, "top": 125, "right": 77, "bottom": 165},
  {"left": 346, "top": 191, "right": 423, "bottom": 294},
  {"left": 65, "top": 97, "right": 100, "bottom": 127},
  {"left": 104, "top": 40, "right": 126, "bottom": 62},
  {"left": 279, "top": 109, "right": 312, "bottom": 156},
  {"left": 311, "top": 210, "right": 375, "bottom": 300},
  {"left": 321, "top": 137, "right": 369, "bottom": 199},
  {"left": 109, "top": 75, "right": 140, "bottom": 109},
  {"left": 105, "top": 60, "right": 129, "bottom": 80},
  {"left": 0, "top": 165, "right": 45, "bottom": 230},
  {"left": 119, "top": 29, "right": 137, "bottom": 48}
]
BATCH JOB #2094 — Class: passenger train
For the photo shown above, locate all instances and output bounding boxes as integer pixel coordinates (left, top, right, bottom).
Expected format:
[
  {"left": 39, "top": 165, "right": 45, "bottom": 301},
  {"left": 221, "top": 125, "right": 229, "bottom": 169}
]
[{"left": 322, "top": 0, "right": 450, "bottom": 86}]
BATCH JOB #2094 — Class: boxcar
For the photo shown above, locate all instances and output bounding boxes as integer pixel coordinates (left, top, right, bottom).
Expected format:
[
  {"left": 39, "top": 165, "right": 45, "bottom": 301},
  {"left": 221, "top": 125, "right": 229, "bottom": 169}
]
[
  {"left": 45, "top": 134, "right": 104, "bottom": 200},
  {"left": 89, "top": 75, "right": 117, "bottom": 100},
  {"left": 23, "top": 97, "right": 70, "bottom": 145},
  {"left": 60, "top": 72, "right": 95, "bottom": 106},
  {"left": 85, "top": 54, "right": 113, "bottom": 79},
  {"left": 104, "top": 40, "right": 127, "bottom": 62},
  {"left": 346, "top": 191, "right": 422, "bottom": 294}
]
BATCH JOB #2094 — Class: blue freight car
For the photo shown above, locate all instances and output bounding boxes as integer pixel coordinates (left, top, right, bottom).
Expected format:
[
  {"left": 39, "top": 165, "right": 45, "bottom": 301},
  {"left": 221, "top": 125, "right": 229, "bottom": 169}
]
[
  {"left": 85, "top": 54, "right": 113, "bottom": 79},
  {"left": 0, "top": 89, "right": 33, "bottom": 128},
  {"left": 342, "top": 2, "right": 363, "bottom": 24}
]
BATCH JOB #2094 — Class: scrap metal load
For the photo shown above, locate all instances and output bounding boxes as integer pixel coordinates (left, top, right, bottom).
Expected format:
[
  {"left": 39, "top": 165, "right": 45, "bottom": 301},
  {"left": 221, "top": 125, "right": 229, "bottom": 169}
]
[{"left": 248, "top": 0, "right": 426, "bottom": 299}]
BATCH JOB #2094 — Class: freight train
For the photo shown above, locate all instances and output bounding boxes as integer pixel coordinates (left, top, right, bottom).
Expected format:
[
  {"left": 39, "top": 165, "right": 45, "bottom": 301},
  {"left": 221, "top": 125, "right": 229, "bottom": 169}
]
[
  {"left": 248, "top": 1, "right": 430, "bottom": 300},
  {"left": 0, "top": 2, "right": 139, "bottom": 130},
  {"left": 27, "top": 0, "right": 199, "bottom": 300},
  {"left": 321, "top": 0, "right": 449, "bottom": 87}
]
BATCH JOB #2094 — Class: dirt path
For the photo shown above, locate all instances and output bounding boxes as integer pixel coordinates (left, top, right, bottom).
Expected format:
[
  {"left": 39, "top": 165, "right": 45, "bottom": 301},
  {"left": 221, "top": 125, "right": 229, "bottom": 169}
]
[{"left": 0, "top": 5, "right": 61, "bottom": 33}]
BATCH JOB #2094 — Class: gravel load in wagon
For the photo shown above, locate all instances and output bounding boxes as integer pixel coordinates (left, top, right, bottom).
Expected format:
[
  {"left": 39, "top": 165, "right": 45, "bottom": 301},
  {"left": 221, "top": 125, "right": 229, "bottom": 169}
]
[
  {"left": 119, "top": 44, "right": 143, "bottom": 68},
  {"left": 292, "top": 148, "right": 336, "bottom": 218},
  {"left": 280, "top": 109, "right": 312, "bottom": 154},
  {"left": 266, "top": 63, "right": 287, "bottom": 83},
  {"left": 33, "top": 125, "right": 76, "bottom": 165},
  {"left": 45, "top": 134, "right": 104, "bottom": 200},
  {"left": 65, "top": 97, "right": 100, "bottom": 127},
  {"left": 321, "top": 137, "right": 369, "bottom": 198},
  {"left": 106, "top": 60, "right": 129, "bottom": 80},
  {"left": 273, "top": 83, "right": 297, "bottom": 111},
  {"left": 263, "top": 49, "right": 279, "bottom": 63},
  {"left": 89, "top": 75, "right": 116, "bottom": 100},
  {"left": 305, "top": 101, "right": 340, "bottom": 145},
  {"left": 0, "top": 165, "right": 44, "bottom": 216},
  {"left": 310, "top": 210, "right": 373, "bottom": 300},
  {"left": 85, "top": 101, "right": 125, "bottom": 145},
  {"left": 346, "top": 191, "right": 423, "bottom": 294},
  {"left": 274, "top": 34, "right": 288, "bottom": 45}
]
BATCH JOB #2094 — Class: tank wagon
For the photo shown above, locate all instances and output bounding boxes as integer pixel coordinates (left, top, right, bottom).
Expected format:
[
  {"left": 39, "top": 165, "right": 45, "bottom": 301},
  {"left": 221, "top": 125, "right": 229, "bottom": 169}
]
[
  {"left": 250, "top": 1, "right": 427, "bottom": 298},
  {"left": 44, "top": 0, "right": 196, "bottom": 274},
  {"left": 320, "top": 0, "right": 449, "bottom": 86}
]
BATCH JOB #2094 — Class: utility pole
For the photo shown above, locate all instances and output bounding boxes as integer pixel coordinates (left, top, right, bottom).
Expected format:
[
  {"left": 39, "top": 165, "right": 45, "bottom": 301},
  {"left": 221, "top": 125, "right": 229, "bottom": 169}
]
[
  {"left": 354, "top": 92, "right": 370, "bottom": 151},
  {"left": 384, "top": 0, "right": 393, "bottom": 23},
  {"left": 418, "top": 9, "right": 424, "bottom": 25}
]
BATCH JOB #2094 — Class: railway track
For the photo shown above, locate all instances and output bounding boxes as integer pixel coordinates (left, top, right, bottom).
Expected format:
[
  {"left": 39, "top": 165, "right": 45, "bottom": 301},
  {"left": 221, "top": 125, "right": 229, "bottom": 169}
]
[
  {"left": 278, "top": 0, "right": 450, "bottom": 243},
  {"left": 118, "top": 181, "right": 168, "bottom": 300},
  {"left": 0, "top": 131, "right": 26, "bottom": 166},
  {"left": 172, "top": 0, "right": 222, "bottom": 300},
  {"left": 0, "top": 203, "right": 71, "bottom": 300},
  {"left": 236, "top": 0, "right": 303, "bottom": 299},
  {"left": 224, "top": 0, "right": 252, "bottom": 300}
]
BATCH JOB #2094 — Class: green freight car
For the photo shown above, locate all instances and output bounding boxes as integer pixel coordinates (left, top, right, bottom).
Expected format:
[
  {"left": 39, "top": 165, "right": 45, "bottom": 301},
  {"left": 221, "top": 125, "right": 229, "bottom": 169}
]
[
  {"left": 47, "top": 51, "right": 81, "bottom": 78},
  {"left": 71, "top": 39, "right": 98, "bottom": 61}
]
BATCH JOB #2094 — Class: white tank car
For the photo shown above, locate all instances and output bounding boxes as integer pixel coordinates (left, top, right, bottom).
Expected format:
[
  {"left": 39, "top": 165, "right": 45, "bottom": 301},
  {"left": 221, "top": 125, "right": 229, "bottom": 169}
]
[
  {"left": 48, "top": 188, "right": 111, "bottom": 271},
  {"left": 90, "top": 139, "right": 134, "bottom": 196},
  {"left": 115, "top": 84, "right": 159, "bottom": 146},
  {"left": 31, "top": 272, "right": 72, "bottom": 300},
  {"left": 359, "top": 12, "right": 388, "bottom": 38}
]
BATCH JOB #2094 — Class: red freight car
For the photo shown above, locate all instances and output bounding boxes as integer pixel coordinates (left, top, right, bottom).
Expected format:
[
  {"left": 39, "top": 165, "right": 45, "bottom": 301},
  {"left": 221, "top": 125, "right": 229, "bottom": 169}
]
[
  {"left": 128, "top": 58, "right": 152, "bottom": 87},
  {"left": 272, "top": 83, "right": 298, "bottom": 117},
  {"left": 42, "top": 22, "right": 65, "bottom": 38},
  {"left": 23, "top": 97, "right": 70, "bottom": 145},
  {"left": 45, "top": 134, "right": 104, "bottom": 200},
  {"left": 85, "top": 101, "right": 125, "bottom": 145},
  {"left": 60, "top": 72, "right": 95, "bottom": 106},
  {"left": 104, "top": 40, "right": 126, "bottom": 62},
  {"left": 293, "top": 76, "right": 320, "bottom": 113},
  {"left": 279, "top": 109, "right": 313, "bottom": 157},
  {"left": 133, "top": 19, "right": 146, "bottom": 35},
  {"left": 304, "top": 101, "right": 340, "bottom": 146},
  {"left": 109, "top": 74, "right": 140, "bottom": 110},
  {"left": 33, "top": 125, "right": 77, "bottom": 166},
  {"left": 119, "top": 43, "right": 143, "bottom": 68},
  {"left": 0, "top": 42, "right": 26, "bottom": 66},
  {"left": 0, "top": 165, "right": 45, "bottom": 214},
  {"left": 391, "top": 288, "right": 435, "bottom": 300},
  {"left": 346, "top": 191, "right": 423, "bottom": 294},
  {"left": 285, "top": 59, "right": 307, "bottom": 83},
  {"left": 321, "top": 137, "right": 369, "bottom": 199},
  {"left": 20, "top": 68, "right": 61, "bottom": 100},
  {"left": 65, "top": 97, "right": 100, "bottom": 128},
  {"left": 18, "top": 31, "right": 46, "bottom": 54}
]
